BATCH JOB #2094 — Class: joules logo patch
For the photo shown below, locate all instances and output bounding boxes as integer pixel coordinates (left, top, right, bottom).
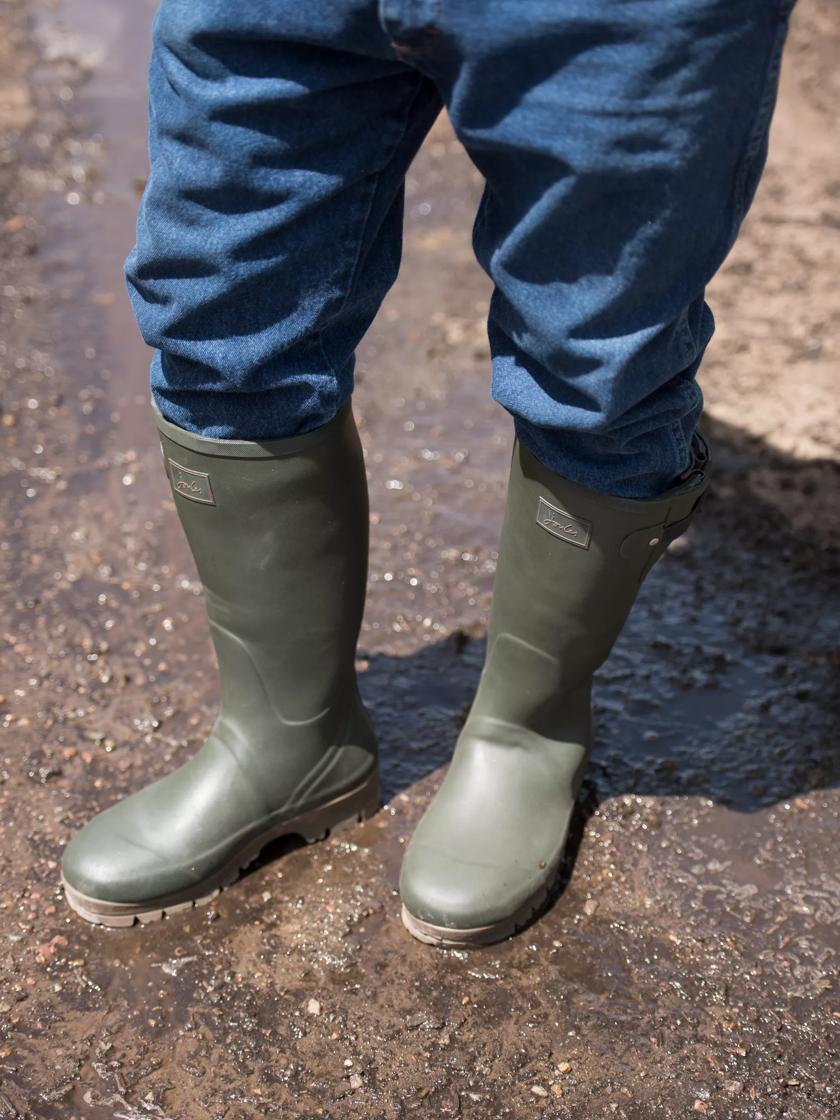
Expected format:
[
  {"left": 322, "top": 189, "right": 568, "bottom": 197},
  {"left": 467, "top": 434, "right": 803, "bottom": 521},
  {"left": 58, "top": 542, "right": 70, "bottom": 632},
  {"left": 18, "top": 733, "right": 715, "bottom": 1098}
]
[
  {"left": 168, "top": 460, "right": 216, "bottom": 506},
  {"left": 536, "top": 497, "right": 592, "bottom": 549}
]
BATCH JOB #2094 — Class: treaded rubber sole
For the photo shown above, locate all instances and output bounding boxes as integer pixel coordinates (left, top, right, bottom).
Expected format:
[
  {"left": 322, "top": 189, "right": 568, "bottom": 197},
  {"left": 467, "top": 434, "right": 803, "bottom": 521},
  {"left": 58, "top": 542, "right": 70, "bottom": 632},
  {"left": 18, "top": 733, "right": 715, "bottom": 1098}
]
[
  {"left": 400, "top": 879, "right": 553, "bottom": 948},
  {"left": 62, "top": 772, "right": 380, "bottom": 928}
]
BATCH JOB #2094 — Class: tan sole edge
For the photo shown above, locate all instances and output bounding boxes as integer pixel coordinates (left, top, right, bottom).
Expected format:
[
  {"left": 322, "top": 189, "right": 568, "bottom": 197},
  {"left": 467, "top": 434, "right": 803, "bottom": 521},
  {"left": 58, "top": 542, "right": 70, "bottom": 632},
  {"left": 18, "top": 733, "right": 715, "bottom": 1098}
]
[
  {"left": 400, "top": 881, "right": 552, "bottom": 948},
  {"left": 62, "top": 773, "right": 380, "bottom": 929}
]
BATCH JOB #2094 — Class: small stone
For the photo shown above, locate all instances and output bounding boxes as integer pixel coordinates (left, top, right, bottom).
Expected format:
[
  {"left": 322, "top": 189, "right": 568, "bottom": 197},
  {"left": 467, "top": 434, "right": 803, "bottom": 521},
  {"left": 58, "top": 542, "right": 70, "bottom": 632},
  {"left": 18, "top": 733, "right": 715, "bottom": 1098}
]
[
  {"left": 306, "top": 998, "right": 321, "bottom": 1016},
  {"left": 692, "top": 1101, "right": 709, "bottom": 1113},
  {"left": 550, "top": 1084, "right": 563, "bottom": 1096},
  {"left": 723, "top": 1081, "right": 743, "bottom": 1094},
  {"left": 349, "top": 1073, "right": 363, "bottom": 1090},
  {"left": 530, "top": 1085, "right": 548, "bottom": 1098},
  {"left": 582, "top": 899, "right": 599, "bottom": 916},
  {"left": 556, "top": 1061, "right": 572, "bottom": 1074}
]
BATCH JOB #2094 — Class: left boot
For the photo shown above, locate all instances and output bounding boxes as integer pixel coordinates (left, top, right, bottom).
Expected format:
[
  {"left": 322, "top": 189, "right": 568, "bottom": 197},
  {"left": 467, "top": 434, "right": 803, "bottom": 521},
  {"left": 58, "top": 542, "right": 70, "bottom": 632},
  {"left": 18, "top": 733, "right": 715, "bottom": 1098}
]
[
  {"left": 61, "top": 403, "right": 378, "bottom": 926},
  {"left": 400, "top": 435, "right": 710, "bottom": 946}
]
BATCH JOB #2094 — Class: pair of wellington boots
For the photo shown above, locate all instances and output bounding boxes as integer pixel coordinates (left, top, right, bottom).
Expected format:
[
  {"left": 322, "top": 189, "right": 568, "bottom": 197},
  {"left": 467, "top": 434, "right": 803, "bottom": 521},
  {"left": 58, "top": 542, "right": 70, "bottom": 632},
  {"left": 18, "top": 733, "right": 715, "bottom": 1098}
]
[{"left": 61, "top": 403, "right": 708, "bottom": 945}]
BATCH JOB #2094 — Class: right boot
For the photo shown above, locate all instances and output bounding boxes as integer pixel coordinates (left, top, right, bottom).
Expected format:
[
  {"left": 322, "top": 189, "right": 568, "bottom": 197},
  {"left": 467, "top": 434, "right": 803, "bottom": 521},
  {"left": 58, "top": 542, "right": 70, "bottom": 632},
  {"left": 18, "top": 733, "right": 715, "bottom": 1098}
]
[{"left": 61, "top": 402, "right": 379, "bottom": 926}]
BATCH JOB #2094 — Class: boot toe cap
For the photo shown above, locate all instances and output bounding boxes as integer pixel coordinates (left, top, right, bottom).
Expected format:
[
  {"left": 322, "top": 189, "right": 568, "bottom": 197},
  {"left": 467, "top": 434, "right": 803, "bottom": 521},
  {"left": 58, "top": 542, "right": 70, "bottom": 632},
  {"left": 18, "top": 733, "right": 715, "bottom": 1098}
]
[
  {"left": 399, "top": 842, "right": 546, "bottom": 932},
  {"left": 61, "top": 805, "right": 173, "bottom": 904}
]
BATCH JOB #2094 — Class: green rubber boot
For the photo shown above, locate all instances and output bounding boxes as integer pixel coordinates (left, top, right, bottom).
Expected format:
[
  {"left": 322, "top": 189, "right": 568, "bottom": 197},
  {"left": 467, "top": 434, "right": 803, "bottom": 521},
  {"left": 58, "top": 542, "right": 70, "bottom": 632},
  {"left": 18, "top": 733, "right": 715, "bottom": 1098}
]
[
  {"left": 400, "top": 435, "right": 709, "bottom": 946},
  {"left": 62, "top": 403, "right": 379, "bottom": 926}
]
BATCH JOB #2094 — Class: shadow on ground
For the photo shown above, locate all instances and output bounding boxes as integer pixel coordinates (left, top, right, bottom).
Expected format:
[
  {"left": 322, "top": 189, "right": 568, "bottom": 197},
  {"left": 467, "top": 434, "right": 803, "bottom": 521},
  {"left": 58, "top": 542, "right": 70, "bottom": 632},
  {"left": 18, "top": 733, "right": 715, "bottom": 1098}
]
[{"left": 352, "top": 411, "right": 840, "bottom": 813}]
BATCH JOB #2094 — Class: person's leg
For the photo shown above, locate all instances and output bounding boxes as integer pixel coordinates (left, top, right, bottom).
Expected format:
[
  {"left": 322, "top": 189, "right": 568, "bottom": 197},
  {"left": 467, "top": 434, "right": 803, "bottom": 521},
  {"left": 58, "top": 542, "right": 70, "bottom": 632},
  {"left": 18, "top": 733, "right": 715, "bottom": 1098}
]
[
  {"left": 445, "top": 0, "right": 793, "bottom": 498},
  {"left": 399, "top": 0, "right": 791, "bottom": 944},
  {"left": 126, "top": 0, "right": 441, "bottom": 439},
  {"left": 62, "top": 0, "right": 442, "bottom": 926}
]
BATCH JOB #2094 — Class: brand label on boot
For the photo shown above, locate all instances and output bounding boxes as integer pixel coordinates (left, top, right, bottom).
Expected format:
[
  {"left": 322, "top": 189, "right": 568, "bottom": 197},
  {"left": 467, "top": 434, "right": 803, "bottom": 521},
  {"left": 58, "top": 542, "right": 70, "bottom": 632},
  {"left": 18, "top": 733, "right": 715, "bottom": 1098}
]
[
  {"left": 536, "top": 497, "right": 592, "bottom": 549},
  {"left": 167, "top": 460, "right": 216, "bottom": 506}
]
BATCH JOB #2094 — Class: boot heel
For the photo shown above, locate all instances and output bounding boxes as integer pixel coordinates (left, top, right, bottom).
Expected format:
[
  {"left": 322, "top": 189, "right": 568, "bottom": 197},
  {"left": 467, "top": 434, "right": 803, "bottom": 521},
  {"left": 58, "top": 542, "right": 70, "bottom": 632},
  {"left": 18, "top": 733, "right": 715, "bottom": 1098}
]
[
  {"left": 329, "top": 793, "right": 380, "bottom": 838},
  {"left": 299, "top": 772, "right": 381, "bottom": 843}
]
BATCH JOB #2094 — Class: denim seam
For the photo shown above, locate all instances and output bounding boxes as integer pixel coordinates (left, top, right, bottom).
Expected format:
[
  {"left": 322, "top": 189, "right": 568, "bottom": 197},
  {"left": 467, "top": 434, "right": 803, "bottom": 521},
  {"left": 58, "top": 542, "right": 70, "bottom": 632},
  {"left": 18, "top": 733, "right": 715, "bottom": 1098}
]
[
  {"left": 316, "top": 72, "right": 430, "bottom": 404},
  {"left": 668, "top": 418, "right": 690, "bottom": 477},
  {"left": 667, "top": 378, "right": 703, "bottom": 474},
  {"left": 676, "top": 314, "right": 695, "bottom": 364}
]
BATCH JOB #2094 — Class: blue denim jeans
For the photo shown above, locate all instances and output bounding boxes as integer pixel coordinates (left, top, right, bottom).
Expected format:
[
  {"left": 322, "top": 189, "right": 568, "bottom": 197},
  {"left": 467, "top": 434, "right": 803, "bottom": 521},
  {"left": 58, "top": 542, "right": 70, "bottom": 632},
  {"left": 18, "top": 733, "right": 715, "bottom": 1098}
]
[{"left": 126, "top": 0, "right": 793, "bottom": 497}]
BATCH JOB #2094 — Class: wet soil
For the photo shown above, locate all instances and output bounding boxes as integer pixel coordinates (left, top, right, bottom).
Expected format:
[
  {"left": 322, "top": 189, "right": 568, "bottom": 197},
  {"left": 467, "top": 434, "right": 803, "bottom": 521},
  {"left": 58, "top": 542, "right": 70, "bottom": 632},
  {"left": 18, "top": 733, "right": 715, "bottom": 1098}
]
[{"left": 0, "top": 1, "right": 838, "bottom": 1117}]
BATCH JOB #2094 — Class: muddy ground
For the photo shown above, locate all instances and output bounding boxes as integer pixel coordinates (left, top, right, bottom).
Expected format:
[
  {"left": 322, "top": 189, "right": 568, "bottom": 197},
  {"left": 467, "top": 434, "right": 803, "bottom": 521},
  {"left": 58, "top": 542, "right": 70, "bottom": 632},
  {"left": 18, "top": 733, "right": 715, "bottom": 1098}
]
[{"left": 0, "top": 1, "right": 838, "bottom": 1117}]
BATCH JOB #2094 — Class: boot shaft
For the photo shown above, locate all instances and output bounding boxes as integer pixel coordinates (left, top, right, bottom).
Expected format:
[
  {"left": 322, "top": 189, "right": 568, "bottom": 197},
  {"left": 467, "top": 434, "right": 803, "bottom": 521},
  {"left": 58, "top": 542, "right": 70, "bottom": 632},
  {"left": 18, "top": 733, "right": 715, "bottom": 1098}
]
[
  {"left": 156, "top": 403, "right": 369, "bottom": 724},
  {"left": 475, "top": 437, "right": 710, "bottom": 732}
]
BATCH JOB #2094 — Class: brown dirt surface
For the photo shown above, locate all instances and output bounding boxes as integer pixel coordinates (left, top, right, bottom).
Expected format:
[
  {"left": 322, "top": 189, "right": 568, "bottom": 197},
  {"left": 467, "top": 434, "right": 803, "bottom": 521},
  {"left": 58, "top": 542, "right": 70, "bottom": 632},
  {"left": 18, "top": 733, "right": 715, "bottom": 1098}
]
[{"left": 0, "top": 1, "right": 837, "bottom": 1117}]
